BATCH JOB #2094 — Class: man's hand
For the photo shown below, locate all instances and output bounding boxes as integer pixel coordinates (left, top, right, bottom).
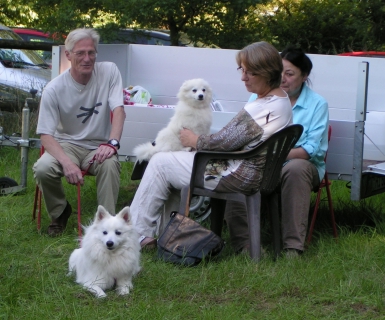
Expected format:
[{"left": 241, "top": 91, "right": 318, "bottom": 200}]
[
  {"left": 94, "top": 144, "right": 117, "bottom": 163},
  {"left": 40, "top": 134, "right": 85, "bottom": 185},
  {"left": 62, "top": 160, "right": 84, "bottom": 186}
]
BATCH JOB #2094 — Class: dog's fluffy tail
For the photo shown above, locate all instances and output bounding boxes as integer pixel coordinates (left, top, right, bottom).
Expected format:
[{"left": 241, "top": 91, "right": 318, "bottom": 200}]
[{"left": 133, "top": 142, "right": 157, "bottom": 162}]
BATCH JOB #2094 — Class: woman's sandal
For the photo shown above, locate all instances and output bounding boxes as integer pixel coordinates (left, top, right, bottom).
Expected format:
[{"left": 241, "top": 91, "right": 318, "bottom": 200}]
[{"left": 139, "top": 236, "right": 157, "bottom": 250}]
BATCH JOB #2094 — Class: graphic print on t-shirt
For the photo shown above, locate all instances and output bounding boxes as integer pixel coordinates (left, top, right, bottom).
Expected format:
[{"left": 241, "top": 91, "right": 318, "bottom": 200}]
[{"left": 77, "top": 102, "right": 102, "bottom": 123}]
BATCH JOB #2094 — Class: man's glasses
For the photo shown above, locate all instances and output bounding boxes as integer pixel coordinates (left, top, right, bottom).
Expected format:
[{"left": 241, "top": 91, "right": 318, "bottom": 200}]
[
  {"left": 237, "top": 67, "right": 256, "bottom": 77},
  {"left": 71, "top": 50, "right": 97, "bottom": 58}
]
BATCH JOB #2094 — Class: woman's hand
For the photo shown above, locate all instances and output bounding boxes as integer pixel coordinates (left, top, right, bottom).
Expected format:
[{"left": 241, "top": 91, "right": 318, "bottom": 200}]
[
  {"left": 286, "top": 147, "right": 309, "bottom": 160},
  {"left": 180, "top": 128, "right": 199, "bottom": 149}
]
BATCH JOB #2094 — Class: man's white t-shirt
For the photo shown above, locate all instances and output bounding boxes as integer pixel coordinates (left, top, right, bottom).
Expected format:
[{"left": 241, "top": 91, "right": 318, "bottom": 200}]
[{"left": 37, "top": 61, "right": 123, "bottom": 149}]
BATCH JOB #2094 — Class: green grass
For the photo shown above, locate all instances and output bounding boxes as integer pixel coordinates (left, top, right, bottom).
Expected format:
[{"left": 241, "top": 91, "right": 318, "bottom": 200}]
[{"left": 1, "top": 146, "right": 385, "bottom": 319}]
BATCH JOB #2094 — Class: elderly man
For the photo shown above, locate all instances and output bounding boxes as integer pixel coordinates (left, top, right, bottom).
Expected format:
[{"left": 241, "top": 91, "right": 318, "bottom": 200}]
[{"left": 33, "top": 28, "right": 126, "bottom": 236}]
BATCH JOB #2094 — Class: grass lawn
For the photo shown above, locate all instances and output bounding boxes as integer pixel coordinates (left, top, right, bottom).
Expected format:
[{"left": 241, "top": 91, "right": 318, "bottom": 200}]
[{"left": 1, "top": 146, "right": 385, "bottom": 319}]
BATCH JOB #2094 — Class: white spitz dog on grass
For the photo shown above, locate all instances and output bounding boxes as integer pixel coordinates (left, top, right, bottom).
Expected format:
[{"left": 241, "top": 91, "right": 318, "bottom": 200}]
[
  {"left": 68, "top": 205, "right": 141, "bottom": 298},
  {"left": 133, "top": 78, "right": 213, "bottom": 162}
]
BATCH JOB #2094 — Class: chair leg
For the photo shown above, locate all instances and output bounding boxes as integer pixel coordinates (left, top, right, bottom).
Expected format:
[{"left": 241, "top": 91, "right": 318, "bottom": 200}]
[
  {"left": 179, "top": 186, "right": 190, "bottom": 216},
  {"left": 247, "top": 192, "right": 261, "bottom": 262},
  {"left": 77, "top": 183, "right": 82, "bottom": 239},
  {"left": 307, "top": 172, "right": 338, "bottom": 243},
  {"left": 35, "top": 146, "right": 45, "bottom": 232},
  {"left": 209, "top": 198, "right": 226, "bottom": 237},
  {"left": 32, "top": 185, "right": 42, "bottom": 231},
  {"left": 307, "top": 186, "right": 322, "bottom": 244},
  {"left": 37, "top": 189, "right": 42, "bottom": 231},
  {"left": 32, "top": 185, "right": 39, "bottom": 221},
  {"left": 324, "top": 173, "right": 338, "bottom": 239},
  {"left": 267, "top": 192, "right": 281, "bottom": 258}
]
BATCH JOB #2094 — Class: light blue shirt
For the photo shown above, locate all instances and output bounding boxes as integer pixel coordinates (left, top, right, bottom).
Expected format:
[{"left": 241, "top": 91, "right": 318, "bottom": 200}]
[{"left": 248, "top": 84, "right": 329, "bottom": 180}]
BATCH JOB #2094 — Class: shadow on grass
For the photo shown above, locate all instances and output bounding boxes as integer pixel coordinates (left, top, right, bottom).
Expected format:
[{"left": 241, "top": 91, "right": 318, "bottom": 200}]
[
  {"left": 308, "top": 197, "right": 385, "bottom": 235},
  {"left": 257, "top": 190, "right": 385, "bottom": 252}
]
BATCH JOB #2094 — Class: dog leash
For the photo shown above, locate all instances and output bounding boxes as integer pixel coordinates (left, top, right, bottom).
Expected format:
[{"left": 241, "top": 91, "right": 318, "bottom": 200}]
[{"left": 77, "top": 155, "right": 97, "bottom": 243}]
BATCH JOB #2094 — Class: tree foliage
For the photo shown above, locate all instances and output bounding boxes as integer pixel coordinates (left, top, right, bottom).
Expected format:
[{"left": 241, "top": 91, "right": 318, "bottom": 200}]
[
  {"left": 0, "top": 0, "right": 32, "bottom": 26},
  {"left": 1, "top": 0, "right": 265, "bottom": 49},
  {"left": 356, "top": 0, "right": 385, "bottom": 49},
  {"left": 25, "top": 0, "right": 112, "bottom": 36},
  {"left": 114, "top": 0, "right": 264, "bottom": 48},
  {"left": 257, "top": 0, "right": 385, "bottom": 53},
  {"left": 1, "top": 0, "right": 385, "bottom": 53}
]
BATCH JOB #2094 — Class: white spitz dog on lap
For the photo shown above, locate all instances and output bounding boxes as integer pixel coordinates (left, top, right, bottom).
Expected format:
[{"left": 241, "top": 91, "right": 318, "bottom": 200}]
[
  {"left": 133, "top": 78, "right": 213, "bottom": 163},
  {"left": 68, "top": 205, "right": 141, "bottom": 298}
]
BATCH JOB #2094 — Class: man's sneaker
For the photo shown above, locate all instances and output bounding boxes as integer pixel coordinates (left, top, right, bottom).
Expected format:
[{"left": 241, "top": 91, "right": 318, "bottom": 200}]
[
  {"left": 285, "top": 248, "right": 302, "bottom": 259},
  {"left": 48, "top": 201, "right": 72, "bottom": 237}
]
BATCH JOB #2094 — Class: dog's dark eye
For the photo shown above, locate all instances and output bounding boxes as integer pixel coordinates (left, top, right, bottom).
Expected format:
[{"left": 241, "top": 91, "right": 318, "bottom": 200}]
[
  {"left": 103, "top": 231, "right": 107, "bottom": 235},
  {"left": 115, "top": 231, "right": 121, "bottom": 235},
  {"left": 202, "top": 89, "right": 206, "bottom": 92},
  {"left": 192, "top": 89, "right": 197, "bottom": 93}
]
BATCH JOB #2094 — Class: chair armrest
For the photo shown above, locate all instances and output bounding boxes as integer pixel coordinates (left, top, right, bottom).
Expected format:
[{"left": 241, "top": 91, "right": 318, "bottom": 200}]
[
  {"left": 190, "top": 124, "right": 304, "bottom": 191},
  {"left": 191, "top": 144, "right": 265, "bottom": 189}
]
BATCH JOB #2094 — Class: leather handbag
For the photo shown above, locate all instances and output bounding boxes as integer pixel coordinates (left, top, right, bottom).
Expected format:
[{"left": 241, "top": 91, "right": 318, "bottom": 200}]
[{"left": 157, "top": 211, "right": 225, "bottom": 266}]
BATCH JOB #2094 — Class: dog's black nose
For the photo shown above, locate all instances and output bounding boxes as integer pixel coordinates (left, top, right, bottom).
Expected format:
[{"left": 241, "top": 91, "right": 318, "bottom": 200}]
[
  {"left": 106, "top": 241, "right": 114, "bottom": 248},
  {"left": 198, "top": 94, "right": 204, "bottom": 100}
]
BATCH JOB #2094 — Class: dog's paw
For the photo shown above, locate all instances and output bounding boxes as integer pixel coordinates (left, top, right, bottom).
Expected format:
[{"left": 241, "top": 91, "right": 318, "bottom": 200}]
[
  {"left": 93, "top": 289, "right": 107, "bottom": 298},
  {"left": 116, "top": 285, "right": 130, "bottom": 296},
  {"left": 95, "top": 292, "right": 107, "bottom": 298},
  {"left": 86, "top": 285, "right": 107, "bottom": 298}
]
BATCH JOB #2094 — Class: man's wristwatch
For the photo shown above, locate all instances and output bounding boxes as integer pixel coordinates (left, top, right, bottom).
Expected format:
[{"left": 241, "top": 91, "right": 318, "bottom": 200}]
[{"left": 107, "top": 139, "right": 120, "bottom": 150}]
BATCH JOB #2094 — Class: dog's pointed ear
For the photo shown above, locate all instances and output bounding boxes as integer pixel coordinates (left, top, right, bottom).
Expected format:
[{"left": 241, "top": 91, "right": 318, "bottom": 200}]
[
  {"left": 180, "top": 79, "right": 189, "bottom": 90},
  {"left": 116, "top": 206, "right": 131, "bottom": 223},
  {"left": 95, "top": 205, "right": 110, "bottom": 222}
]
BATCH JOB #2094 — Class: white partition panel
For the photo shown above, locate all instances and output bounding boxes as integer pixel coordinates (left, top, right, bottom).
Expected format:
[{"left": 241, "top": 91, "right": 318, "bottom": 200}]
[
  {"left": 53, "top": 44, "right": 385, "bottom": 162},
  {"left": 125, "top": 45, "right": 248, "bottom": 112}
]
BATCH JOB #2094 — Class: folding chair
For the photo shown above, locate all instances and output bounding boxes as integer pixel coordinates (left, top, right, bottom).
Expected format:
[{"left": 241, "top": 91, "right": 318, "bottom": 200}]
[
  {"left": 32, "top": 146, "right": 95, "bottom": 238},
  {"left": 178, "top": 124, "right": 304, "bottom": 261},
  {"left": 32, "top": 112, "right": 112, "bottom": 237},
  {"left": 307, "top": 125, "right": 338, "bottom": 243}
]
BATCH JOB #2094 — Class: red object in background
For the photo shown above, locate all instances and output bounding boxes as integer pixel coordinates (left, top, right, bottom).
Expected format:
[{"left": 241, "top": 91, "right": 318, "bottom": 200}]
[
  {"left": 13, "top": 28, "right": 49, "bottom": 38},
  {"left": 338, "top": 51, "right": 385, "bottom": 57},
  {"left": 12, "top": 27, "right": 65, "bottom": 66},
  {"left": 12, "top": 27, "right": 65, "bottom": 42}
]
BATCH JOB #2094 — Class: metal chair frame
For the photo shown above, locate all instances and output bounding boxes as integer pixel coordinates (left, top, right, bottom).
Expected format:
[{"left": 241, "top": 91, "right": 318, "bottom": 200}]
[
  {"left": 32, "top": 112, "right": 113, "bottom": 237},
  {"left": 307, "top": 125, "right": 338, "bottom": 243},
  {"left": 32, "top": 148, "right": 95, "bottom": 238}
]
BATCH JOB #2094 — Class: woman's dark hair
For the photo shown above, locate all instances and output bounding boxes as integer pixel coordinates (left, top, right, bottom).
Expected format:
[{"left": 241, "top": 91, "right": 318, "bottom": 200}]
[{"left": 280, "top": 46, "right": 313, "bottom": 78}]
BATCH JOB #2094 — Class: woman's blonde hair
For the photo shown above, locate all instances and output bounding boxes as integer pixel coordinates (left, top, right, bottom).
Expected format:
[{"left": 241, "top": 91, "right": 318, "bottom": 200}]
[{"left": 236, "top": 41, "right": 282, "bottom": 88}]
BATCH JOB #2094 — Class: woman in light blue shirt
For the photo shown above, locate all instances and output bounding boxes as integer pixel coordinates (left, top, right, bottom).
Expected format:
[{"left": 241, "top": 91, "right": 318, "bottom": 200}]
[{"left": 226, "top": 46, "right": 329, "bottom": 255}]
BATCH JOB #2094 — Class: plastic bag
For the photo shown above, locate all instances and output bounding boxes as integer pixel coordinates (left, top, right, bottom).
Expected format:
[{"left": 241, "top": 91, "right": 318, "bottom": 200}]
[{"left": 123, "top": 85, "right": 152, "bottom": 105}]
